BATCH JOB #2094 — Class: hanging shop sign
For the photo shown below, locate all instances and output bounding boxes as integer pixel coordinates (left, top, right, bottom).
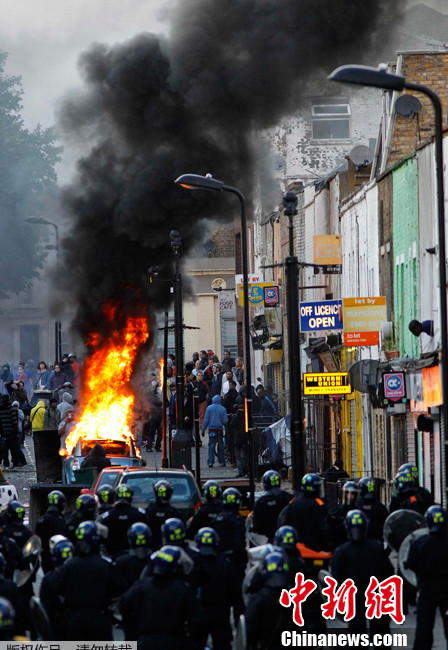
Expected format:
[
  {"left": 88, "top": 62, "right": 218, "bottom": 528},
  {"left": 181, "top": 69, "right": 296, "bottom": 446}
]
[
  {"left": 342, "top": 297, "right": 387, "bottom": 332},
  {"left": 235, "top": 273, "right": 264, "bottom": 286},
  {"left": 238, "top": 282, "right": 274, "bottom": 306},
  {"left": 299, "top": 300, "right": 343, "bottom": 332},
  {"left": 422, "top": 365, "right": 442, "bottom": 408},
  {"left": 313, "top": 235, "right": 342, "bottom": 265},
  {"left": 304, "top": 372, "right": 351, "bottom": 395},
  {"left": 383, "top": 372, "right": 406, "bottom": 402},
  {"left": 264, "top": 286, "right": 279, "bottom": 307},
  {"left": 344, "top": 332, "right": 379, "bottom": 347},
  {"left": 218, "top": 290, "right": 236, "bottom": 312}
]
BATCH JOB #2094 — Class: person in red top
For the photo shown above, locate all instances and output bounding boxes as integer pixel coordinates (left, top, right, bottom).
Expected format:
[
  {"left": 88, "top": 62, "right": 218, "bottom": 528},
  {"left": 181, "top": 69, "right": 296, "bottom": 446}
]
[{"left": 68, "top": 354, "right": 80, "bottom": 387}]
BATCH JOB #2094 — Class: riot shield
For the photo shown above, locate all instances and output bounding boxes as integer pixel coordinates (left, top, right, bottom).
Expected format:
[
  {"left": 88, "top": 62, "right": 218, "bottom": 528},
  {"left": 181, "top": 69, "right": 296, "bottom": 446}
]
[
  {"left": 383, "top": 510, "right": 426, "bottom": 551},
  {"left": 14, "top": 535, "right": 41, "bottom": 587},
  {"left": 246, "top": 512, "right": 268, "bottom": 549},
  {"left": 398, "top": 527, "right": 429, "bottom": 587},
  {"left": 30, "top": 596, "right": 53, "bottom": 641},
  {"left": 236, "top": 615, "right": 247, "bottom": 650}
]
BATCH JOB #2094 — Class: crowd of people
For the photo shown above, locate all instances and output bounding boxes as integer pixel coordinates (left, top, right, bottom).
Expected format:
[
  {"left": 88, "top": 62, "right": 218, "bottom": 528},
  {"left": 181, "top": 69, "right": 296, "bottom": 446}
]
[
  {"left": 143, "top": 350, "right": 280, "bottom": 477},
  {"left": 0, "top": 459, "right": 441, "bottom": 647}
]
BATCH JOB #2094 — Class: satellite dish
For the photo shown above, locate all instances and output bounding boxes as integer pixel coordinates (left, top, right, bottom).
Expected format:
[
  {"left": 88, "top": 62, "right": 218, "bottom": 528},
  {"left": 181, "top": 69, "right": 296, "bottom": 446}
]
[
  {"left": 202, "top": 239, "right": 217, "bottom": 256},
  {"left": 348, "top": 145, "right": 374, "bottom": 169},
  {"left": 348, "top": 359, "right": 380, "bottom": 393},
  {"left": 395, "top": 94, "right": 422, "bottom": 117}
]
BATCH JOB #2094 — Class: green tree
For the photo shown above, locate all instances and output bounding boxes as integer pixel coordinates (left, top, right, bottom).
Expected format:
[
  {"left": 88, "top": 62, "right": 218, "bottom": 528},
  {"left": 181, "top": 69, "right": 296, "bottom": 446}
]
[{"left": 0, "top": 50, "right": 61, "bottom": 297}]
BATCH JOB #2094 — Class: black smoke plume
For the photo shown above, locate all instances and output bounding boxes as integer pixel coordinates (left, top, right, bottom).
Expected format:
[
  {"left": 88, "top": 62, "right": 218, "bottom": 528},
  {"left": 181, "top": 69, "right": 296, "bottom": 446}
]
[{"left": 57, "top": 0, "right": 403, "bottom": 342}]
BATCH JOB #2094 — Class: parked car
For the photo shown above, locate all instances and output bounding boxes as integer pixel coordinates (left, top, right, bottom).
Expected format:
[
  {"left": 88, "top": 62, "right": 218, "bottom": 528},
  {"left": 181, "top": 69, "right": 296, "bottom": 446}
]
[{"left": 113, "top": 467, "right": 203, "bottom": 520}]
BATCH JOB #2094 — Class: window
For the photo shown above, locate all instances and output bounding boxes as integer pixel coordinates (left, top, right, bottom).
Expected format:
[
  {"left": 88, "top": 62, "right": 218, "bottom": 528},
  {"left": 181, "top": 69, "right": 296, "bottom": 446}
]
[
  {"left": 312, "top": 97, "right": 350, "bottom": 140},
  {"left": 221, "top": 317, "right": 237, "bottom": 359}
]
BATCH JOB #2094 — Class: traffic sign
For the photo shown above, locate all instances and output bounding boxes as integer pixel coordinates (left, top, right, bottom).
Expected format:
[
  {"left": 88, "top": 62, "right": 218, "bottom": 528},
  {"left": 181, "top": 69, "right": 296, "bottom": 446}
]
[{"left": 383, "top": 372, "right": 405, "bottom": 401}]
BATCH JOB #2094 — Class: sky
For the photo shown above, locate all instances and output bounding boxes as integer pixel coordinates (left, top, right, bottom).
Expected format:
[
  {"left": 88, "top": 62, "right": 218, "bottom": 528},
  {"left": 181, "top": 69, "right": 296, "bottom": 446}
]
[{"left": 0, "top": 0, "right": 446, "bottom": 184}]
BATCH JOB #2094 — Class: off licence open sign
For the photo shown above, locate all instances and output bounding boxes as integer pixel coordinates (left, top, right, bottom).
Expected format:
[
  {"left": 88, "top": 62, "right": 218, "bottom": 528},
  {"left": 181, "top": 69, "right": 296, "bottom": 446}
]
[{"left": 304, "top": 372, "right": 351, "bottom": 395}]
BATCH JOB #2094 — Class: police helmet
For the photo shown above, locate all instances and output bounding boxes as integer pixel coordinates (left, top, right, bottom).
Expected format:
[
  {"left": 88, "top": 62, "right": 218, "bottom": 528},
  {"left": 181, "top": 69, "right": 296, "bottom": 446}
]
[
  {"left": 128, "top": 522, "right": 152, "bottom": 550},
  {"left": 75, "top": 520, "right": 101, "bottom": 554},
  {"left": 51, "top": 539, "right": 75, "bottom": 567},
  {"left": 274, "top": 525, "right": 298, "bottom": 551},
  {"left": 342, "top": 481, "right": 360, "bottom": 507},
  {"left": 261, "top": 551, "right": 289, "bottom": 587},
  {"left": 75, "top": 494, "right": 97, "bottom": 518},
  {"left": 0, "top": 598, "right": 15, "bottom": 635},
  {"left": 358, "top": 477, "right": 377, "bottom": 500},
  {"left": 161, "top": 518, "right": 186, "bottom": 546},
  {"left": 97, "top": 484, "right": 115, "bottom": 506},
  {"left": 115, "top": 484, "right": 134, "bottom": 505},
  {"left": 195, "top": 527, "right": 219, "bottom": 555},
  {"left": 222, "top": 487, "right": 242, "bottom": 510},
  {"left": 154, "top": 480, "right": 173, "bottom": 504},
  {"left": 47, "top": 490, "right": 66, "bottom": 513},
  {"left": 344, "top": 509, "right": 368, "bottom": 543},
  {"left": 394, "top": 471, "right": 415, "bottom": 494},
  {"left": 203, "top": 480, "right": 222, "bottom": 503},
  {"left": 152, "top": 545, "right": 181, "bottom": 575},
  {"left": 425, "top": 505, "right": 447, "bottom": 535},
  {"left": 4, "top": 501, "right": 25, "bottom": 523},
  {"left": 262, "top": 470, "right": 281, "bottom": 493},
  {"left": 398, "top": 463, "right": 419, "bottom": 482},
  {"left": 300, "top": 473, "right": 324, "bottom": 498}
]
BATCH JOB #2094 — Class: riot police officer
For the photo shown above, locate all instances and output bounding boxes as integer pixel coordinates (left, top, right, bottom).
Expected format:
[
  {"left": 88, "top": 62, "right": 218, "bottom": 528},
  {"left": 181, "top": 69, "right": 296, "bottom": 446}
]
[
  {"left": 98, "top": 485, "right": 149, "bottom": 558},
  {"left": 2, "top": 502, "right": 32, "bottom": 549},
  {"left": 39, "top": 538, "right": 75, "bottom": 639},
  {"left": 273, "top": 526, "right": 305, "bottom": 586},
  {"left": 119, "top": 545, "right": 206, "bottom": 647},
  {"left": 330, "top": 510, "right": 393, "bottom": 633},
  {"left": 388, "top": 471, "right": 433, "bottom": 515},
  {"left": 54, "top": 521, "right": 114, "bottom": 640},
  {"left": 65, "top": 494, "right": 97, "bottom": 544},
  {"left": 245, "top": 551, "right": 292, "bottom": 650},
  {"left": 0, "top": 553, "right": 26, "bottom": 636},
  {"left": 35, "top": 490, "right": 68, "bottom": 573},
  {"left": 326, "top": 480, "right": 360, "bottom": 549},
  {"left": 357, "top": 477, "right": 388, "bottom": 541},
  {"left": 278, "top": 473, "right": 329, "bottom": 551},
  {"left": 113, "top": 522, "right": 153, "bottom": 595},
  {"left": 251, "top": 471, "right": 292, "bottom": 542},
  {"left": 213, "top": 488, "right": 247, "bottom": 576},
  {"left": 194, "top": 527, "right": 241, "bottom": 650},
  {"left": 96, "top": 483, "right": 115, "bottom": 515},
  {"left": 145, "top": 480, "right": 181, "bottom": 549},
  {"left": 406, "top": 505, "right": 448, "bottom": 649},
  {"left": 187, "top": 480, "right": 223, "bottom": 538},
  {"left": 0, "top": 527, "right": 23, "bottom": 579}
]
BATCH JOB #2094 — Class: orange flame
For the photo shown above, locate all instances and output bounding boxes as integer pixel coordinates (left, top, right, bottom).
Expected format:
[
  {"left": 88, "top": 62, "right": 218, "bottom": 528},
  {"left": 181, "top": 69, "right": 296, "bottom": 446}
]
[
  {"left": 159, "top": 357, "right": 164, "bottom": 389},
  {"left": 61, "top": 308, "right": 149, "bottom": 457}
]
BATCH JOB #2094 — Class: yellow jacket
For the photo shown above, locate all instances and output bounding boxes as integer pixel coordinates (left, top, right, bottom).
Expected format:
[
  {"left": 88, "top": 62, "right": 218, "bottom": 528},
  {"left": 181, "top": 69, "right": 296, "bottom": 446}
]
[{"left": 30, "top": 401, "right": 45, "bottom": 430}]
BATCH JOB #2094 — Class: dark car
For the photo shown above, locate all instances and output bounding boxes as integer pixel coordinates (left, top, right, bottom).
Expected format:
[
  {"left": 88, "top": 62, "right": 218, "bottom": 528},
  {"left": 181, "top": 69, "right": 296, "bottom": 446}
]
[{"left": 113, "top": 468, "right": 203, "bottom": 520}]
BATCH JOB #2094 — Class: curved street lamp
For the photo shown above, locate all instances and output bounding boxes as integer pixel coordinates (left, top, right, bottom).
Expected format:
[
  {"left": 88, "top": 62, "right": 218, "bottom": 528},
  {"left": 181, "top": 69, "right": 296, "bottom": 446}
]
[
  {"left": 329, "top": 64, "right": 448, "bottom": 503},
  {"left": 175, "top": 173, "right": 255, "bottom": 507}
]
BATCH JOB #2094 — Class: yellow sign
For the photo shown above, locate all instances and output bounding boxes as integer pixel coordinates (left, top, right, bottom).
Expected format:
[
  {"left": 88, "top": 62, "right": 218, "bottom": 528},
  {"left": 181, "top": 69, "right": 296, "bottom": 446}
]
[
  {"left": 342, "top": 297, "right": 387, "bottom": 333},
  {"left": 313, "top": 235, "right": 342, "bottom": 265},
  {"left": 238, "top": 282, "right": 274, "bottom": 306},
  {"left": 422, "top": 366, "right": 442, "bottom": 408},
  {"left": 304, "top": 372, "right": 351, "bottom": 395}
]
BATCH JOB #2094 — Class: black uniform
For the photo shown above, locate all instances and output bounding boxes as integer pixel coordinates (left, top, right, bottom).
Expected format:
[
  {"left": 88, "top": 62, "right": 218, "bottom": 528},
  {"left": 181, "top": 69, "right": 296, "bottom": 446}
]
[
  {"left": 120, "top": 574, "right": 206, "bottom": 649},
  {"left": 145, "top": 502, "right": 182, "bottom": 549},
  {"left": 54, "top": 554, "right": 114, "bottom": 640},
  {"left": 0, "top": 533, "right": 23, "bottom": 579},
  {"left": 388, "top": 487, "right": 433, "bottom": 516},
  {"left": 246, "top": 585, "right": 292, "bottom": 650},
  {"left": 40, "top": 568, "right": 68, "bottom": 639},
  {"left": 35, "top": 511, "right": 68, "bottom": 573},
  {"left": 0, "top": 576, "right": 26, "bottom": 635},
  {"left": 331, "top": 538, "right": 393, "bottom": 632},
  {"left": 98, "top": 503, "right": 149, "bottom": 557},
  {"left": 187, "top": 502, "right": 223, "bottom": 539},
  {"left": 406, "top": 532, "right": 448, "bottom": 649},
  {"left": 213, "top": 511, "right": 246, "bottom": 575},
  {"left": 357, "top": 497, "right": 388, "bottom": 541},
  {"left": 326, "top": 504, "right": 350, "bottom": 550},
  {"left": 65, "top": 512, "right": 91, "bottom": 545},
  {"left": 3, "top": 523, "right": 32, "bottom": 549},
  {"left": 252, "top": 490, "right": 292, "bottom": 542},
  {"left": 195, "top": 553, "right": 242, "bottom": 650},
  {"left": 113, "top": 551, "right": 151, "bottom": 595},
  {"left": 278, "top": 493, "right": 329, "bottom": 551}
]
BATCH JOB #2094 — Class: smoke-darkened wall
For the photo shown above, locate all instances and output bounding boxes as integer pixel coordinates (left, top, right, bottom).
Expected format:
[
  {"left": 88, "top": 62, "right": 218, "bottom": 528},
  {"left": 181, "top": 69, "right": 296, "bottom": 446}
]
[{"left": 57, "top": 0, "right": 403, "bottom": 342}]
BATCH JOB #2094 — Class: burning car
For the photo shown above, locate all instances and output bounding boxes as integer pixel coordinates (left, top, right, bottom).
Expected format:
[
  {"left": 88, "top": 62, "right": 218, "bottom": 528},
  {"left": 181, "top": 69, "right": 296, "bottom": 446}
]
[{"left": 63, "top": 438, "right": 142, "bottom": 483}]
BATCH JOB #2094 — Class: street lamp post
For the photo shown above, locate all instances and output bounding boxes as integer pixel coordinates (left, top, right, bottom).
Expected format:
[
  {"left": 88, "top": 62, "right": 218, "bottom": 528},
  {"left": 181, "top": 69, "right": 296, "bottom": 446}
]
[
  {"left": 175, "top": 174, "right": 255, "bottom": 507},
  {"left": 25, "top": 216, "right": 62, "bottom": 363},
  {"left": 328, "top": 64, "right": 448, "bottom": 503},
  {"left": 282, "top": 191, "right": 306, "bottom": 491}
]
